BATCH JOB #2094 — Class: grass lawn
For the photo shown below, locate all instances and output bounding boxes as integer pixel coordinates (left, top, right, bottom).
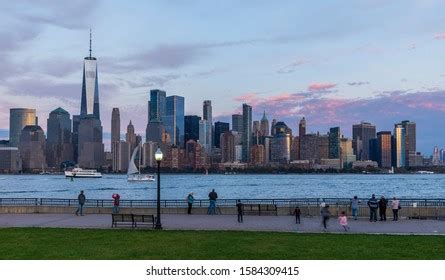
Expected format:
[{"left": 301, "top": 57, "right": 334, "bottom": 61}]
[{"left": 0, "top": 228, "right": 443, "bottom": 259}]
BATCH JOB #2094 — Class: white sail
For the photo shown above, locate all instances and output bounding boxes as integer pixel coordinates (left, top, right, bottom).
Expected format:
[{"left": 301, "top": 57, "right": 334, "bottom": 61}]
[{"left": 127, "top": 144, "right": 139, "bottom": 175}]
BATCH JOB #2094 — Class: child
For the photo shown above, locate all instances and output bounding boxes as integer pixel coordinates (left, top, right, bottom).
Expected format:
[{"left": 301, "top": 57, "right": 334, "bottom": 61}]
[
  {"left": 338, "top": 211, "right": 349, "bottom": 232},
  {"left": 293, "top": 206, "right": 301, "bottom": 224}
]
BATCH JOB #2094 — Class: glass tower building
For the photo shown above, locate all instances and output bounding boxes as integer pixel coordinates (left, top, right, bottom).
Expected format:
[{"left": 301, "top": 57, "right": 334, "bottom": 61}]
[
  {"left": 80, "top": 31, "right": 100, "bottom": 119},
  {"left": 9, "top": 108, "right": 37, "bottom": 147},
  {"left": 165, "top": 95, "right": 185, "bottom": 147},
  {"left": 149, "top": 89, "right": 167, "bottom": 122},
  {"left": 393, "top": 124, "right": 406, "bottom": 168}
]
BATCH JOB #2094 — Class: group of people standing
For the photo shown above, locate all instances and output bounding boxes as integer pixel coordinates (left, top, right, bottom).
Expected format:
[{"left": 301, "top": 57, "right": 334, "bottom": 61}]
[{"left": 366, "top": 194, "right": 401, "bottom": 222}]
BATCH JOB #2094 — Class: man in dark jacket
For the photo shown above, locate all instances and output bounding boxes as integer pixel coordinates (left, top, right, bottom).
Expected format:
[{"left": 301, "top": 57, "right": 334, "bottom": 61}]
[
  {"left": 207, "top": 189, "right": 218, "bottom": 215},
  {"left": 378, "top": 195, "right": 388, "bottom": 221},
  {"left": 75, "top": 190, "right": 86, "bottom": 216},
  {"left": 320, "top": 205, "right": 331, "bottom": 231},
  {"left": 236, "top": 200, "right": 243, "bottom": 223},
  {"left": 293, "top": 206, "right": 301, "bottom": 224},
  {"left": 367, "top": 194, "right": 379, "bottom": 222}
]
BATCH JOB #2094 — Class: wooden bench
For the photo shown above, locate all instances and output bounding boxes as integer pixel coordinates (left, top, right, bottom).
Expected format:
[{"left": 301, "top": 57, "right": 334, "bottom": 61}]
[
  {"left": 242, "top": 204, "right": 277, "bottom": 216},
  {"left": 111, "top": 214, "right": 155, "bottom": 228},
  {"left": 132, "top": 214, "right": 155, "bottom": 228},
  {"left": 111, "top": 213, "right": 134, "bottom": 228}
]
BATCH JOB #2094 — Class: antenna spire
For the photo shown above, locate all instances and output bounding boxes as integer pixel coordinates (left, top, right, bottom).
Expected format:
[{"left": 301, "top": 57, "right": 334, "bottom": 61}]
[{"left": 89, "top": 28, "right": 92, "bottom": 58}]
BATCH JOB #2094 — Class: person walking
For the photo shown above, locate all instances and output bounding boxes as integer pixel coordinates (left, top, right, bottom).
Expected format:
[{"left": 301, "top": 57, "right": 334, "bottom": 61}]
[
  {"left": 207, "top": 189, "right": 218, "bottom": 215},
  {"left": 112, "top": 193, "right": 120, "bottom": 214},
  {"left": 236, "top": 200, "right": 243, "bottom": 223},
  {"left": 338, "top": 211, "right": 349, "bottom": 232},
  {"left": 320, "top": 205, "right": 331, "bottom": 231},
  {"left": 367, "top": 194, "right": 379, "bottom": 222},
  {"left": 75, "top": 190, "right": 86, "bottom": 216},
  {"left": 378, "top": 195, "right": 388, "bottom": 221},
  {"left": 187, "top": 192, "right": 194, "bottom": 215},
  {"left": 391, "top": 197, "right": 400, "bottom": 221},
  {"left": 350, "top": 196, "right": 360, "bottom": 220},
  {"left": 293, "top": 206, "right": 301, "bottom": 224}
]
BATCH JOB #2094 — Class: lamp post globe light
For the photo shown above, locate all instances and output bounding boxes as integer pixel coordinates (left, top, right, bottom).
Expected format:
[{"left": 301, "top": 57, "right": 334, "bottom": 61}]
[{"left": 155, "top": 147, "right": 164, "bottom": 230}]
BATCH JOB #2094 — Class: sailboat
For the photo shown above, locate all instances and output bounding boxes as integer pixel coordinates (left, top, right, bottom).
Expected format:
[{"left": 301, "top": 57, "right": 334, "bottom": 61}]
[{"left": 127, "top": 143, "right": 155, "bottom": 182}]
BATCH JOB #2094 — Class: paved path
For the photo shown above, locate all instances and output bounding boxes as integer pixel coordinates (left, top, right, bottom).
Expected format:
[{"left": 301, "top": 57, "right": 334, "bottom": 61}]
[{"left": 0, "top": 214, "right": 443, "bottom": 235}]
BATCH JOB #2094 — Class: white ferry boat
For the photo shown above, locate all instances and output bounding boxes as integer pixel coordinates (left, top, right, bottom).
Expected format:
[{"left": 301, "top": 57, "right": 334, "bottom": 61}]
[{"left": 65, "top": 168, "right": 102, "bottom": 178}]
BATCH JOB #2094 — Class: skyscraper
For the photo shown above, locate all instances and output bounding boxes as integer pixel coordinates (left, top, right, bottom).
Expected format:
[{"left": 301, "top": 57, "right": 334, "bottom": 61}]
[
  {"left": 352, "top": 122, "right": 376, "bottom": 160},
  {"left": 401, "top": 120, "right": 416, "bottom": 166},
  {"left": 46, "top": 108, "right": 73, "bottom": 168},
  {"left": 231, "top": 114, "right": 243, "bottom": 132},
  {"left": 270, "top": 122, "right": 291, "bottom": 163},
  {"left": 214, "top": 121, "right": 229, "bottom": 148},
  {"left": 9, "top": 108, "right": 37, "bottom": 147},
  {"left": 198, "top": 120, "right": 209, "bottom": 153},
  {"left": 19, "top": 125, "right": 46, "bottom": 171},
  {"left": 221, "top": 131, "right": 236, "bottom": 163},
  {"left": 329, "top": 127, "right": 341, "bottom": 159},
  {"left": 80, "top": 30, "right": 100, "bottom": 120},
  {"left": 299, "top": 117, "right": 306, "bottom": 137},
  {"left": 377, "top": 131, "right": 392, "bottom": 168},
  {"left": 393, "top": 124, "right": 405, "bottom": 168},
  {"left": 184, "top": 115, "right": 201, "bottom": 144},
  {"left": 165, "top": 95, "right": 185, "bottom": 147},
  {"left": 111, "top": 108, "right": 120, "bottom": 143},
  {"left": 77, "top": 116, "right": 104, "bottom": 169},
  {"left": 203, "top": 100, "right": 213, "bottom": 151},
  {"left": 149, "top": 89, "right": 167, "bottom": 122},
  {"left": 126, "top": 120, "right": 136, "bottom": 153},
  {"left": 242, "top": 104, "right": 252, "bottom": 162},
  {"left": 260, "top": 111, "right": 269, "bottom": 136},
  {"left": 271, "top": 119, "right": 277, "bottom": 136},
  {"left": 72, "top": 115, "right": 80, "bottom": 162}
]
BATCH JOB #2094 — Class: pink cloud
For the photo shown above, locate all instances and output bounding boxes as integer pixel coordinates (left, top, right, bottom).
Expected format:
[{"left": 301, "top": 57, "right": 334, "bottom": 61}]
[
  {"left": 434, "top": 33, "right": 445, "bottom": 40},
  {"left": 308, "top": 83, "right": 336, "bottom": 91}
]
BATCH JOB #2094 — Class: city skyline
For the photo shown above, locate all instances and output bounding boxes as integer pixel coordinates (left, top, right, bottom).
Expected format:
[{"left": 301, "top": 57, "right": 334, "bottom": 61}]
[{"left": 0, "top": 1, "right": 445, "bottom": 154}]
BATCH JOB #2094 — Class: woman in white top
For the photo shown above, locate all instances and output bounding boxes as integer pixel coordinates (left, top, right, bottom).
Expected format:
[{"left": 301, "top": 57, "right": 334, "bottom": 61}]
[{"left": 391, "top": 197, "right": 400, "bottom": 221}]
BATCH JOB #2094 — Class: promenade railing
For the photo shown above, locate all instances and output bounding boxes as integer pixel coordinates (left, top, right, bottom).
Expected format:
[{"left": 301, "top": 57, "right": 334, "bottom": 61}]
[{"left": 0, "top": 197, "right": 443, "bottom": 208}]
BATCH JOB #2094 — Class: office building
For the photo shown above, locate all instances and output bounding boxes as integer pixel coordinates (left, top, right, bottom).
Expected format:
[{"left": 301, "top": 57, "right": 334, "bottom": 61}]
[
  {"left": 203, "top": 100, "right": 213, "bottom": 151},
  {"left": 146, "top": 121, "right": 165, "bottom": 144},
  {"left": 299, "top": 117, "right": 306, "bottom": 137},
  {"left": 184, "top": 115, "right": 201, "bottom": 144},
  {"left": 393, "top": 124, "right": 406, "bottom": 168},
  {"left": 329, "top": 127, "right": 341, "bottom": 159},
  {"left": 221, "top": 131, "right": 235, "bottom": 163},
  {"left": 80, "top": 30, "right": 100, "bottom": 119},
  {"left": 340, "top": 138, "right": 356, "bottom": 168},
  {"left": 260, "top": 111, "right": 269, "bottom": 137},
  {"left": 0, "top": 147, "right": 22, "bottom": 173},
  {"left": 231, "top": 114, "right": 243, "bottom": 132},
  {"left": 352, "top": 122, "right": 376, "bottom": 160},
  {"left": 401, "top": 120, "right": 416, "bottom": 166},
  {"left": 111, "top": 108, "right": 120, "bottom": 143},
  {"left": 72, "top": 115, "right": 80, "bottom": 162},
  {"left": 199, "top": 120, "right": 209, "bottom": 153},
  {"left": 270, "top": 122, "right": 291, "bottom": 163},
  {"left": 149, "top": 89, "right": 167, "bottom": 122},
  {"left": 242, "top": 104, "right": 252, "bottom": 162},
  {"left": 77, "top": 116, "right": 104, "bottom": 169},
  {"left": 126, "top": 121, "right": 136, "bottom": 154},
  {"left": 19, "top": 125, "right": 46, "bottom": 171},
  {"left": 377, "top": 131, "right": 392, "bottom": 168},
  {"left": 271, "top": 119, "right": 277, "bottom": 136},
  {"left": 251, "top": 144, "right": 265, "bottom": 165},
  {"left": 165, "top": 95, "right": 185, "bottom": 146},
  {"left": 112, "top": 141, "right": 129, "bottom": 172},
  {"left": 214, "top": 121, "right": 229, "bottom": 149},
  {"left": 9, "top": 108, "right": 37, "bottom": 147},
  {"left": 46, "top": 108, "right": 73, "bottom": 168}
]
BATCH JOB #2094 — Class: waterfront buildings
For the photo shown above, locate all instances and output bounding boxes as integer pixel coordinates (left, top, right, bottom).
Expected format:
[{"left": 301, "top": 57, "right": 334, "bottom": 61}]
[
  {"left": 19, "top": 125, "right": 46, "bottom": 171},
  {"left": 9, "top": 108, "right": 37, "bottom": 147},
  {"left": 112, "top": 141, "right": 129, "bottom": 172},
  {"left": 401, "top": 120, "right": 416, "bottom": 166},
  {"left": 329, "top": 127, "right": 341, "bottom": 159},
  {"left": 0, "top": 147, "right": 21, "bottom": 173},
  {"left": 198, "top": 120, "right": 209, "bottom": 153},
  {"left": 221, "top": 131, "right": 236, "bottom": 163},
  {"left": 111, "top": 108, "right": 120, "bottom": 172},
  {"left": 149, "top": 89, "right": 166, "bottom": 122},
  {"left": 270, "top": 122, "right": 292, "bottom": 163},
  {"left": 340, "top": 138, "right": 356, "bottom": 168},
  {"left": 352, "top": 122, "right": 376, "bottom": 161},
  {"left": 46, "top": 108, "right": 73, "bottom": 168},
  {"left": 242, "top": 104, "right": 252, "bottom": 162},
  {"left": 126, "top": 121, "right": 136, "bottom": 154}
]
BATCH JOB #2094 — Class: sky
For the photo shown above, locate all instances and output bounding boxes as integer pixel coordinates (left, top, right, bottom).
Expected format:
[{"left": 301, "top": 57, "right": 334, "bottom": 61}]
[{"left": 0, "top": 0, "right": 444, "bottom": 155}]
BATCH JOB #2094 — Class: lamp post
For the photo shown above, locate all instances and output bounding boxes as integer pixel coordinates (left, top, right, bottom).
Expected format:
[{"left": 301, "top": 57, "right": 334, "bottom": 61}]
[{"left": 154, "top": 147, "right": 164, "bottom": 230}]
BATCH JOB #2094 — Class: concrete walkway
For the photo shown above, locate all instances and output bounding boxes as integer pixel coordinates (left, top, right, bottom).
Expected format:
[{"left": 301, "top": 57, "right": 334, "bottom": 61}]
[{"left": 0, "top": 213, "right": 444, "bottom": 235}]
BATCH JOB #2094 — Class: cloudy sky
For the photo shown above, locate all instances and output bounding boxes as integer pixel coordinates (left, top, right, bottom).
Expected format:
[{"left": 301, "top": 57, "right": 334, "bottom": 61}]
[{"left": 0, "top": 0, "right": 444, "bottom": 154}]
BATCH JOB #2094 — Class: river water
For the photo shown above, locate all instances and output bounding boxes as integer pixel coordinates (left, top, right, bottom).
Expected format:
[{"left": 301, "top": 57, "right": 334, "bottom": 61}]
[{"left": 0, "top": 174, "right": 444, "bottom": 200}]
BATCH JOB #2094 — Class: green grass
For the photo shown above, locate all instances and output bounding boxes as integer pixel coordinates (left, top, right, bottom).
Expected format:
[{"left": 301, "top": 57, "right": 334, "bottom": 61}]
[{"left": 0, "top": 228, "right": 443, "bottom": 259}]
